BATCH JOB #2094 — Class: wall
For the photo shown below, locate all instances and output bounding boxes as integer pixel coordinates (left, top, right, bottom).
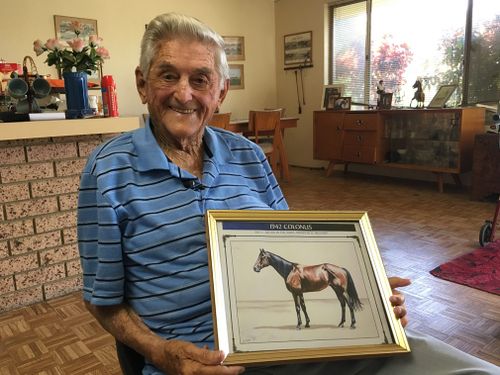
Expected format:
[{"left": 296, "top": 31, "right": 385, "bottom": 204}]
[
  {"left": 275, "top": 0, "right": 328, "bottom": 168},
  {"left": 0, "top": 0, "right": 277, "bottom": 120}
]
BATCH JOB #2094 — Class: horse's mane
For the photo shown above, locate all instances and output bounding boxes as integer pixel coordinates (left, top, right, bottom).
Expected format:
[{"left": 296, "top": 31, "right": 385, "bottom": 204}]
[{"left": 265, "top": 250, "right": 295, "bottom": 278}]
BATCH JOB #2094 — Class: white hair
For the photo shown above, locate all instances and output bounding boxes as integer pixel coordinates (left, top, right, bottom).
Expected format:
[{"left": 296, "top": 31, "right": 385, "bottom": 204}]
[{"left": 139, "top": 13, "right": 229, "bottom": 89}]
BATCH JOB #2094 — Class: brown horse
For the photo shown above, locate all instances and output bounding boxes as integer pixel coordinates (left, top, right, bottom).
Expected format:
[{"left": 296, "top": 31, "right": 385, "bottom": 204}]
[
  {"left": 410, "top": 79, "right": 425, "bottom": 108},
  {"left": 253, "top": 249, "right": 363, "bottom": 329}
]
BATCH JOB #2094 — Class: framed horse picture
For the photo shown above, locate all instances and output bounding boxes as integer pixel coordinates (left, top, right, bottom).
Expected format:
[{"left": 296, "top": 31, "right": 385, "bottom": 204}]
[{"left": 205, "top": 210, "right": 410, "bottom": 366}]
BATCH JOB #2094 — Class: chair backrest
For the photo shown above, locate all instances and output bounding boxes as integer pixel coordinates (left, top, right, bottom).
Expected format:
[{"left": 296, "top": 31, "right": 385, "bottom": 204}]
[
  {"left": 208, "top": 112, "right": 231, "bottom": 129},
  {"left": 248, "top": 109, "right": 282, "bottom": 143},
  {"left": 264, "top": 107, "right": 286, "bottom": 118}
]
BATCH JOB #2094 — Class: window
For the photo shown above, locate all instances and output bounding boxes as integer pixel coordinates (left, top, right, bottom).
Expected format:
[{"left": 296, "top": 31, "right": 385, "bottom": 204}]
[
  {"left": 329, "top": 0, "right": 500, "bottom": 107},
  {"left": 468, "top": 0, "right": 500, "bottom": 104},
  {"left": 329, "top": 1, "right": 367, "bottom": 105}
]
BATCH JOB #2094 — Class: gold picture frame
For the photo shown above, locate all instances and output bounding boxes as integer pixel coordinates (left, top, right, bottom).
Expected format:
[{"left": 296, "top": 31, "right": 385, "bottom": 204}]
[
  {"left": 54, "top": 15, "right": 98, "bottom": 42},
  {"left": 223, "top": 36, "right": 245, "bottom": 61},
  {"left": 205, "top": 210, "right": 410, "bottom": 366},
  {"left": 53, "top": 15, "right": 100, "bottom": 81},
  {"left": 228, "top": 64, "right": 244, "bottom": 90}
]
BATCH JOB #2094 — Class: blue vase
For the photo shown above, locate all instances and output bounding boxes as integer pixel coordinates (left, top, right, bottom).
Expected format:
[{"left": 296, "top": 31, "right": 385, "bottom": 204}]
[{"left": 63, "top": 71, "right": 94, "bottom": 119}]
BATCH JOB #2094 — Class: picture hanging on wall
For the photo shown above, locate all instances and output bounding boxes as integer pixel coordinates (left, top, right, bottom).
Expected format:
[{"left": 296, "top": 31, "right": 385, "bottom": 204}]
[
  {"left": 223, "top": 36, "right": 245, "bottom": 61},
  {"left": 284, "top": 31, "right": 313, "bottom": 69},
  {"left": 54, "top": 15, "right": 98, "bottom": 42},
  {"left": 228, "top": 64, "right": 244, "bottom": 90},
  {"left": 53, "top": 15, "right": 100, "bottom": 81}
]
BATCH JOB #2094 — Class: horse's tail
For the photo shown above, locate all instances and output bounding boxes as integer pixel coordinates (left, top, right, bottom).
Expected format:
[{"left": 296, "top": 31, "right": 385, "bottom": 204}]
[{"left": 343, "top": 268, "right": 363, "bottom": 311}]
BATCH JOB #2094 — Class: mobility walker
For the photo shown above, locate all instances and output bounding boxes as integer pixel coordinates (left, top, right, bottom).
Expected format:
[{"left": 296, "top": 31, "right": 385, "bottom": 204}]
[{"left": 479, "top": 195, "right": 500, "bottom": 247}]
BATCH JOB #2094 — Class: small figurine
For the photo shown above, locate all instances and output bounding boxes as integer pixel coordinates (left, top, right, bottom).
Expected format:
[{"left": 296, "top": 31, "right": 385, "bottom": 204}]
[
  {"left": 376, "top": 80, "right": 385, "bottom": 95},
  {"left": 410, "top": 79, "right": 425, "bottom": 108},
  {"left": 376, "top": 80, "right": 385, "bottom": 108}
]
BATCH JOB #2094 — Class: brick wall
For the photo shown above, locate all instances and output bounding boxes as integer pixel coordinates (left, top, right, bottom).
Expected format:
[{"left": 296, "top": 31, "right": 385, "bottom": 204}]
[{"left": 0, "top": 133, "right": 116, "bottom": 313}]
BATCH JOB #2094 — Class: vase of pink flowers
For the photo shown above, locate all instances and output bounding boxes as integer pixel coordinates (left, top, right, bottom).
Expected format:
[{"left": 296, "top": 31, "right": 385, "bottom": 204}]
[{"left": 34, "top": 20, "right": 110, "bottom": 118}]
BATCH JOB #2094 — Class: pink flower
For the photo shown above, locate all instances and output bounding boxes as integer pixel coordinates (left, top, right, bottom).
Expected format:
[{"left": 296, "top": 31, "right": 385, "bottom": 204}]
[
  {"left": 33, "top": 39, "right": 45, "bottom": 56},
  {"left": 96, "top": 47, "right": 110, "bottom": 59},
  {"left": 89, "top": 35, "right": 103, "bottom": 47},
  {"left": 44, "top": 38, "right": 65, "bottom": 51},
  {"left": 67, "top": 38, "right": 85, "bottom": 52},
  {"left": 34, "top": 31, "right": 110, "bottom": 73}
]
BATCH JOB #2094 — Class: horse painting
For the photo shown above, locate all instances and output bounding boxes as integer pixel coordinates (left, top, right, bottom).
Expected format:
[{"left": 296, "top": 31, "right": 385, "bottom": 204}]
[
  {"left": 253, "top": 248, "right": 363, "bottom": 329},
  {"left": 410, "top": 79, "right": 425, "bottom": 108}
]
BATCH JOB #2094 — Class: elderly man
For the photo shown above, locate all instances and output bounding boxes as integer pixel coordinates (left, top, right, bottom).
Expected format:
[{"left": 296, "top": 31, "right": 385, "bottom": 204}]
[{"left": 78, "top": 12, "right": 498, "bottom": 375}]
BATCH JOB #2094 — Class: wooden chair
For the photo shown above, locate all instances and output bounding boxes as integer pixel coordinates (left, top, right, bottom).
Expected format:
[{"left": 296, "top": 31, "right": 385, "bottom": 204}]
[
  {"left": 264, "top": 107, "right": 286, "bottom": 117},
  {"left": 208, "top": 112, "right": 231, "bottom": 129},
  {"left": 248, "top": 109, "right": 290, "bottom": 181}
]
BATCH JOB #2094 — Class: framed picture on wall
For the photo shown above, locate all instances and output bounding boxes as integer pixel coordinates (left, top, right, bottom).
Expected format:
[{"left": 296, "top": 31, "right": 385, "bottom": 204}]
[
  {"left": 223, "top": 36, "right": 245, "bottom": 61},
  {"left": 284, "top": 31, "right": 313, "bottom": 69},
  {"left": 228, "top": 64, "right": 245, "bottom": 90},
  {"left": 53, "top": 15, "right": 100, "bottom": 81},
  {"left": 54, "top": 15, "right": 98, "bottom": 42},
  {"left": 205, "top": 210, "right": 410, "bottom": 366}
]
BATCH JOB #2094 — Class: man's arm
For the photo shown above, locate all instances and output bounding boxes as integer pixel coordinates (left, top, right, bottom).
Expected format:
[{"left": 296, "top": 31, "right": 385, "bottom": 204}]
[{"left": 85, "top": 302, "right": 244, "bottom": 375}]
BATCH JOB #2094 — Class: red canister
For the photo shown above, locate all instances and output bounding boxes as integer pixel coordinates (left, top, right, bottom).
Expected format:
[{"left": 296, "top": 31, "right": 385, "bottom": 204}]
[{"left": 101, "top": 75, "right": 119, "bottom": 117}]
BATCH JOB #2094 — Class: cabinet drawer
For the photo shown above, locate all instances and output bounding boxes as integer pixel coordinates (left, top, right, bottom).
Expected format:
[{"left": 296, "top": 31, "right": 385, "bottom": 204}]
[
  {"left": 343, "top": 131, "right": 378, "bottom": 147},
  {"left": 342, "top": 145, "right": 377, "bottom": 164},
  {"left": 343, "top": 113, "right": 378, "bottom": 131}
]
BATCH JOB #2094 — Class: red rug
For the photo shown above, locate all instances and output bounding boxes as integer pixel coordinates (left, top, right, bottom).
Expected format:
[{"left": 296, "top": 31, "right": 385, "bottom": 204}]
[{"left": 430, "top": 240, "right": 500, "bottom": 296}]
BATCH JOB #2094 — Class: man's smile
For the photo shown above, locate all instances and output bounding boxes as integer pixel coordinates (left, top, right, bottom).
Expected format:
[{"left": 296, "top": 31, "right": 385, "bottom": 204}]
[{"left": 170, "top": 106, "right": 197, "bottom": 114}]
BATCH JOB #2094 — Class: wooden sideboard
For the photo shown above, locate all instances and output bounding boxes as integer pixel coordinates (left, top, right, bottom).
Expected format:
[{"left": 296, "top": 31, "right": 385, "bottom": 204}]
[{"left": 313, "top": 108, "right": 485, "bottom": 192}]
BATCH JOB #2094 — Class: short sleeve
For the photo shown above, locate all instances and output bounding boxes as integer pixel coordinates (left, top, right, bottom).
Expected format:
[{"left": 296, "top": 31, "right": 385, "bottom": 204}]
[{"left": 78, "top": 170, "right": 125, "bottom": 305}]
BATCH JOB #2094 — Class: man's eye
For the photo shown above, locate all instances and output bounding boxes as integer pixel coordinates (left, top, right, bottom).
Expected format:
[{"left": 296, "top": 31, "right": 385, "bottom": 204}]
[
  {"left": 163, "top": 73, "right": 178, "bottom": 81},
  {"left": 191, "top": 76, "right": 210, "bottom": 88}
]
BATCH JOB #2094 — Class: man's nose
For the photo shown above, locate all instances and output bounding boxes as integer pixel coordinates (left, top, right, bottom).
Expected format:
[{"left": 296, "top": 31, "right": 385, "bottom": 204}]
[{"left": 174, "top": 77, "right": 193, "bottom": 103}]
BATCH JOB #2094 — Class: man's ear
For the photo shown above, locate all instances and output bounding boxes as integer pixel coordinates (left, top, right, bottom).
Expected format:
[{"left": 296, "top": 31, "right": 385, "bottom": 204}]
[
  {"left": 217, "top": 79, "right": 230, "bottom": 107},
  {"left": 135, "top": 67, "right": 148, "bottom": 104}
]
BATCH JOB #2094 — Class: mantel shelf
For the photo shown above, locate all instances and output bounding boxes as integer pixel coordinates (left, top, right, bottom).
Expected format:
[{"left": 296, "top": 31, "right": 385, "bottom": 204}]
[{"left": 0, "top": 116, "right": 142, "bottom": 141}]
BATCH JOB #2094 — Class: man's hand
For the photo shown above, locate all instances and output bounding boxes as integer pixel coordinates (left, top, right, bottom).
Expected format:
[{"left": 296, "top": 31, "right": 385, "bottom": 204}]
[
  {"left": 152, "top": 339, "right": 245, "bottom": 375},
  {"left": 388, "top": 276, "right": 411, "bottom": 327}
]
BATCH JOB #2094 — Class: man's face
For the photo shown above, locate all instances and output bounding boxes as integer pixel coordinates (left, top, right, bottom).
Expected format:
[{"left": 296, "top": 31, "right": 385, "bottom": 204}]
[{"left": 136, "top": 38, "right": 228, "bottom": 141}]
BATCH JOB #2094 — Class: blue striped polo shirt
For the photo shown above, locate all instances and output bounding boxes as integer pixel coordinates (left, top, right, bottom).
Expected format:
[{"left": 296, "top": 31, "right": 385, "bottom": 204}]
[{"left": 77, "top": 120, "right": 288, "bottom": 350}]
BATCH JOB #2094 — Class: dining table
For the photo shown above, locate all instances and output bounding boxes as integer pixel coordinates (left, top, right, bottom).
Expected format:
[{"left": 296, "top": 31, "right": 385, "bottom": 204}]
[{"left": 227, "top": 117, "right": 298, "bottom": 182}]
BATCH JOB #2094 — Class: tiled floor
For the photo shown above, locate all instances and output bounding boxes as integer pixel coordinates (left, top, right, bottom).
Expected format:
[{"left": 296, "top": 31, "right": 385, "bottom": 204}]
[{"left": 1, "top": 167, "right": 498, "bottom": 374}]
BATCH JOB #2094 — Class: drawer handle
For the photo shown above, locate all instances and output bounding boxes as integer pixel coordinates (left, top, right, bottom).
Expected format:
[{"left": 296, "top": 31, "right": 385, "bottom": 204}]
[
  {"left": 357, "top": 135, "right": 363, "bottom": 141},
  {"left": 356, "top": 120, "right": 364, "bottom": 126},
  {"left": 357, "top": 151, "right": 361, "bottom": 157}
]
